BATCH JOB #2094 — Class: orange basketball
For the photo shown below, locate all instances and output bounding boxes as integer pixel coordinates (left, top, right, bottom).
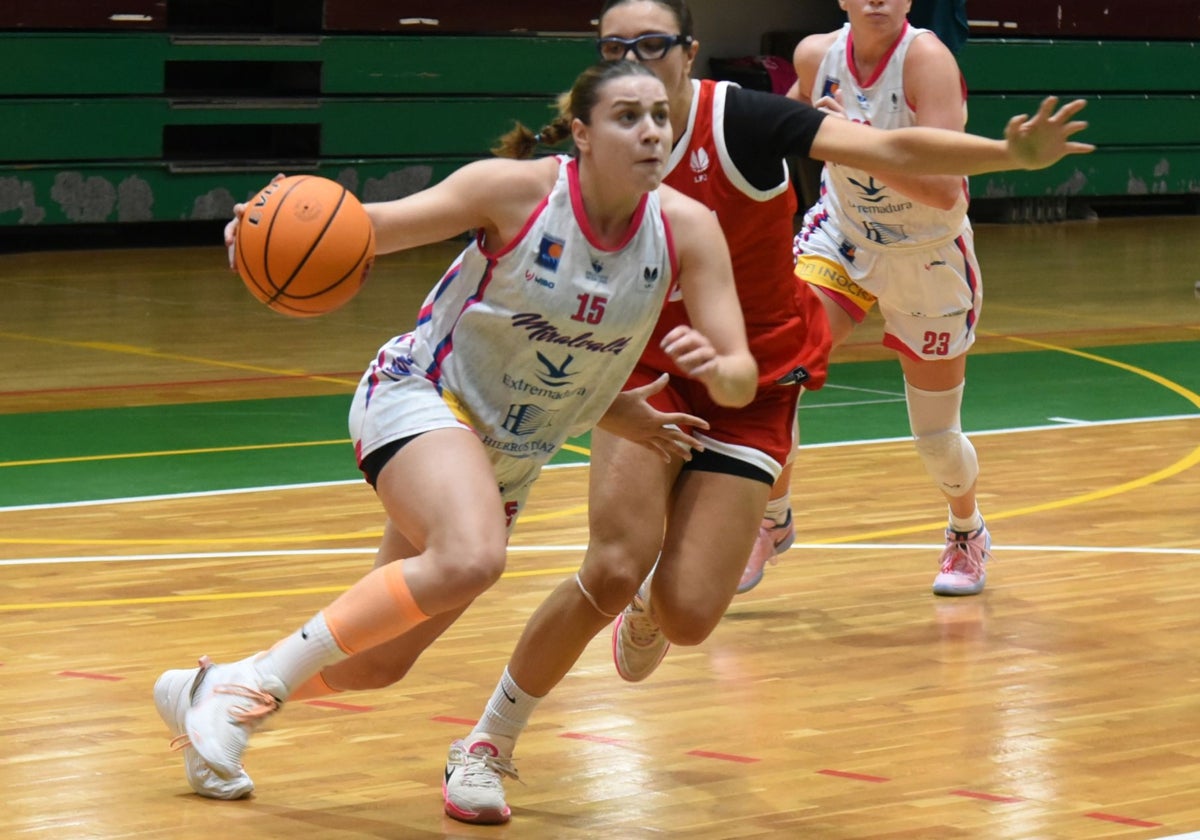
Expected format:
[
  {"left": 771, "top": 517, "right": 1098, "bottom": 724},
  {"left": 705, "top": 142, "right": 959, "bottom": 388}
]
[{"left": 234, "top": 175, "right": 375, "bottom": 317}]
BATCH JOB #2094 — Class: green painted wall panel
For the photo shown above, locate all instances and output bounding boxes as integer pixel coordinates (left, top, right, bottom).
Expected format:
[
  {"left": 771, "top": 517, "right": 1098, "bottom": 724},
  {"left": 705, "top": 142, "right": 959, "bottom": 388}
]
[
  {"left": 320, "top": 98, "right": 557, "bottom": 156},
  {"left": 969, "top": 148, "right": 1200, "bottom": 199},
  {"left": 0, "top": 158, "right": 472, "bottom": 225},
  {"left": 961, "top": 39, "right": 1200, "bottom": 93},
  {"left": 967, "top": 95, "right": 1200, "bottom": 147}
]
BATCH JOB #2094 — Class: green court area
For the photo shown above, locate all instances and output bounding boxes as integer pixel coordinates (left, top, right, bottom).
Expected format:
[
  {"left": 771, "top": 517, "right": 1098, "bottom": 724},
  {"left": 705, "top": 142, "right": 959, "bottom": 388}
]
[{"left": 1, "top": 341, "right": 1196, "bottom": 508}]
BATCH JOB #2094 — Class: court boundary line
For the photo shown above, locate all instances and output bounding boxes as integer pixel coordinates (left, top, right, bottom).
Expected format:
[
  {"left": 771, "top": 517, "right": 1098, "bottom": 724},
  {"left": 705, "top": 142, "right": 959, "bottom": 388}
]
[
  {"left": 1, "top": 411, "right": 1196, "bottom": 514},
  {"left": 2, "top": 540, "right": 1198, "bottom": 569}
]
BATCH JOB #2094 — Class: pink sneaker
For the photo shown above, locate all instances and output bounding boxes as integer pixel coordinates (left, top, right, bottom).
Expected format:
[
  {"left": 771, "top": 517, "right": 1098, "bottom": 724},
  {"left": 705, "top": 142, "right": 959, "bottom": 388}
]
[
  {"left": 737, "top": 510, "right": 795, "bottom": 593},
  {"left": 932, "top": 524, "right": 991, "bottom": 596}
]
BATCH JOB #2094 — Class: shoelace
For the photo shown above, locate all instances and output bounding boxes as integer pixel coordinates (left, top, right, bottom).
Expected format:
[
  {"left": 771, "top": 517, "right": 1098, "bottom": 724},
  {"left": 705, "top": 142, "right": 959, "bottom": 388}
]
[
  {"left": 461, "top": 750, "right": 521, "bottom": 786},
  {"left": 168, "top": 678, "right": 279, "bottom": 752},
  {"left": 941, "top": 530, "right": 986, "bottom": 575},
  {"left": 217, "top": 683, "right": 281, "bottom": 724},
  {"left": 624, "top": 597, "right": 662, "bottom": 648}
]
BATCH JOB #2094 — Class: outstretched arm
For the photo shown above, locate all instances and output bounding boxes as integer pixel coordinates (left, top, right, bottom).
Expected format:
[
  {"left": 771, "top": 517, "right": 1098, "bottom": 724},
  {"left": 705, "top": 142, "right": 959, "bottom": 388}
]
[
  {"left": 224, "top": 158, "right": 557, "bottom": 261},
  {"left": 811, "top": 96, "right": 1092, "bottom": 176}
]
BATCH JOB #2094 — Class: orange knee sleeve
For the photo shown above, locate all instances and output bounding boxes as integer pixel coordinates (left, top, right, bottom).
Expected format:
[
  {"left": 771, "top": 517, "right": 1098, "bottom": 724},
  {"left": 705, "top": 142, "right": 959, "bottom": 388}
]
[{"left": 322, "top": 560, "right": 430, "bottom": 655}]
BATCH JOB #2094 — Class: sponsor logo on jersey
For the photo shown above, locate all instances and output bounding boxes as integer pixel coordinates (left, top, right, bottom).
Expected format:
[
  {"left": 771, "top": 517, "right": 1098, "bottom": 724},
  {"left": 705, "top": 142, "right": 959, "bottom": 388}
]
[
  {"left": 689, "top": 148, "right": 710, "bottom": 182},
  {"left": 510, "top": 312, "right": 633, "bottom": 355},
  {"left": 535, "top": 235, "right": 565, "bottom": 271},
  {"left": 500, "top": 402, "right": 554, "bottom": 437},
  {"left": 847, "top": 176, "right": 913, "bottom": 217},
  {"left": 847, "top": 175, "right": 889, "bottom": 203},
  {"left": 379, "top": 350, "right": 416, "bottom": 380},
  {"left": 585, "top": 258, "right": 608, "bottom": 284},
  {"left": 641, "top": 265, "right": 661, "bottom": 292},
  {"left": 821, "top": 77, "right": 840, "bottom": 98},
  {"left": 524, "top": 269, "right": 556, "bottom": 289},
  {"left": 534, "top": 352, "right": 578, "bottom": 388}
]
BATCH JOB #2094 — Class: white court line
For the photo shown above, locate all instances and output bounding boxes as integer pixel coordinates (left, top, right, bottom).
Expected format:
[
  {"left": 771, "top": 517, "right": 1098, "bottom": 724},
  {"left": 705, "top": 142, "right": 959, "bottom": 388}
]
[
  {"left": 1, "top": 412, "right": 1197, "bottom": 514},
  {"left": 3, "top": 542, "right": 1198, "bottom": 568},
  {"left": 1154, "top": 833, "right": 1200, "bottom": 840}
]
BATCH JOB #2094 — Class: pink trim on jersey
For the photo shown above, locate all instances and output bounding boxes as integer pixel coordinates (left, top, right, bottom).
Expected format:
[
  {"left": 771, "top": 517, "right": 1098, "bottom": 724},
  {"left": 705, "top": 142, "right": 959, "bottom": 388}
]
[
  {"left": 883, "top": 331, "right": 922, "bottom": 361},
  {"left": 417, "top": 259, "right": 462, "bottom": 325},
  {"left": 567, "top": 158, "right": 648, "bottom": 251},
  {"left": 476, "top": 195, "right": 551, "bottom": 261},
  {"left": 846, "top": 20, "right": 909, "bottom": 89},
  {"left": 426, "top": 257, "right": 499, "bottom": 383}
]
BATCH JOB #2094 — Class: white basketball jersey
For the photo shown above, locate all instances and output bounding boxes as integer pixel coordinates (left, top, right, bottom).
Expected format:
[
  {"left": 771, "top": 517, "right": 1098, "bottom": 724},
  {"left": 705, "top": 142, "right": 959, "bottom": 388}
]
[
  {"left": 374, "top": 156, "right": 674, "bottom": 462},
  {"left": 812, "top": 22, "right": 969, "bottom": 252}
]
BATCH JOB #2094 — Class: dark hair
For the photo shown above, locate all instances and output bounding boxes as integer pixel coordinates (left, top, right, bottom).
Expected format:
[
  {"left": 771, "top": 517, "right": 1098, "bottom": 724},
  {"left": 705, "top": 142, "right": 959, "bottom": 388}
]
[
  {"left": 492, "top": 60, "right": 660, "bottom": 159},
  {"left": 598, "top": 0, "right": 694, "bottom": 39}
]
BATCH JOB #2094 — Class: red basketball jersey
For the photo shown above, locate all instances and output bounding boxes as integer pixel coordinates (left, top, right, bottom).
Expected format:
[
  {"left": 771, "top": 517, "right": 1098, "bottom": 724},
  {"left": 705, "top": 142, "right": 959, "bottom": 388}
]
[{"left": 644, "top": 79, "right": 830, "bottom": 390}]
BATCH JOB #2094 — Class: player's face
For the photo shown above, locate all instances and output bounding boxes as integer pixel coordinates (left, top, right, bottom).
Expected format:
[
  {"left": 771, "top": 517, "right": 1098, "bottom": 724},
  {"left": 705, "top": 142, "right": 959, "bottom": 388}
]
[
  {"left": 598, "top": 1, "right": 695, "bottom": 102},
  {"left": 577, "top": 74, "right": 672, "bottom": 193},
  {"left": 839, "top": 0, "right": 912, "bottom": 33}
]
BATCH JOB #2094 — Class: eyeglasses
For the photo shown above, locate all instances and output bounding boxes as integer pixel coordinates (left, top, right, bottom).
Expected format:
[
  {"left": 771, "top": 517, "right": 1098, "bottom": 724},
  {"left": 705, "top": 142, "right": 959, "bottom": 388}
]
[{"left": 596, "top": 33, "right": 693, "bottom": 62}]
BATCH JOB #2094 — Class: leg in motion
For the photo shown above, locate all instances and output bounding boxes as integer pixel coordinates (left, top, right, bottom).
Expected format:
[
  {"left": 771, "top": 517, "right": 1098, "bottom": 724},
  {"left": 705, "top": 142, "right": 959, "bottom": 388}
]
[{"left": 902, "top": 356, "right": 990, "bottom": 596}]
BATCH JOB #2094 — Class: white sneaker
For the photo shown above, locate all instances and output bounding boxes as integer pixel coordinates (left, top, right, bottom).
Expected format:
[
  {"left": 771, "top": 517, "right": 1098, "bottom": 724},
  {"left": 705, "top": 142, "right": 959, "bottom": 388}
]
[
  {"left": 154, "top": 657, "right": 254, "bottom": 799},
  {"left": 183, "top": 657, "right": 285, "bottom": 780},
  {"left": 443, "top": 737, "right": 519, "bottom": 825},
  {"left": 612, "top": 578, "right": 669, "bottom": 682}
]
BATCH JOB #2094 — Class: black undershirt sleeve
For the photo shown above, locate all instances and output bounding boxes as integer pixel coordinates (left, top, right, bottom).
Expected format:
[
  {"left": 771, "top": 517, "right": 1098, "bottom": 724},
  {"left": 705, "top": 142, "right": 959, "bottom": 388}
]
[{"left": 720, "top": 85, "right": 828, "bottom": 192}]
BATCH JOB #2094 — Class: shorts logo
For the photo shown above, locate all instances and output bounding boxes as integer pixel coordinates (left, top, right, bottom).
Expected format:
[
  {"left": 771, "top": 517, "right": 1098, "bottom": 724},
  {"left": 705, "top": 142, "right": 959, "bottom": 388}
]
[
  {"left": 861, "top": 220, "right": 907, "bottom": 246},
  {"left": 536, "top": 235, "right": 565, "bottom": 271}
]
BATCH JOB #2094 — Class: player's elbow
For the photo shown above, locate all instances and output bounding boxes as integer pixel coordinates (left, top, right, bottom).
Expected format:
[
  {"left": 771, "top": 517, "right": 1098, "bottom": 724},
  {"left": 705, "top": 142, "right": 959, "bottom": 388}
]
[{"left": 712, "top": 357, "right": 758, "bottom": 408}]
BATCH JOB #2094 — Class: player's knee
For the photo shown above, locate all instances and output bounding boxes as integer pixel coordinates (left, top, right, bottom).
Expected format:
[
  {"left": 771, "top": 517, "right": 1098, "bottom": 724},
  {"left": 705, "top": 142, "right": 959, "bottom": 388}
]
[
  {"left": 912, "top": 429, "right": 978, "bottom": 498},
  {"left": 437, "top": 539, "right": 507, "bottom": 598},
  {"left": 578, "top": 554, "right": 646, "bottom": 615},
  {"left": 658, "top": 600, "right": 721, "bottom": 646}
]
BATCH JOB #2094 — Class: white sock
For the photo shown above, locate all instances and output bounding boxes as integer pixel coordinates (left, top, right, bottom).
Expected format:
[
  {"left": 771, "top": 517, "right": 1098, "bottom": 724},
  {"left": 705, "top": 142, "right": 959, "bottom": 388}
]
[
  {"left": 470, "top": 666, "right": 541, "bottom": 756},
  {"left": 254, "top": 611, "right": 346, "bottom": 697},
  {"left": 764, "top": 495, "right": 791, "bottom": 526},
  {"left": 948, "top": 504, "right": 983, "bottom": 534}
]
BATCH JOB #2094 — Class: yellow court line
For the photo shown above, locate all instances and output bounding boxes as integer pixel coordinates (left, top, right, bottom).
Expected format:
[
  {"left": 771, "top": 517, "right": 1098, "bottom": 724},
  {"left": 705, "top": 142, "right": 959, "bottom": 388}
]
[
  {"left": 0, "top": 566, "right": 583, "bottom": 611},
  {"left": 0, "top": 330, "right": 357, "bottom": 386},
  {"left": 1, "top": 439, "right": 349, "bottom": 469},
  {"left": 1, "top": 504, "right": 591, "bottom": 547},
  {"left": 815, "top": 335, "right": 1200, "bottom": 544}
]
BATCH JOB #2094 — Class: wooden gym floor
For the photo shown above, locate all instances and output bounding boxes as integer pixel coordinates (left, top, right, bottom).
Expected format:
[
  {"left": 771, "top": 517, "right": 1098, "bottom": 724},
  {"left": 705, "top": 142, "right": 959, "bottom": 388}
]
[{"left": 1, "top": 215, "right": 1199, "bottom": 839}]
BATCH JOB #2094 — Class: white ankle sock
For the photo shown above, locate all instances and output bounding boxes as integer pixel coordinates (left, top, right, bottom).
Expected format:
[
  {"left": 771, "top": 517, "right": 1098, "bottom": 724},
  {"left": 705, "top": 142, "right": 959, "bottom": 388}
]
[
  {"left": 255, "top": 611, "right": 346, "bottom": 697},
  {"left": 470, "top": 666, "right": 541, "bottom": 755},
  {"left": 948, "top": 505, "right": 983, "bottom": 533}
]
